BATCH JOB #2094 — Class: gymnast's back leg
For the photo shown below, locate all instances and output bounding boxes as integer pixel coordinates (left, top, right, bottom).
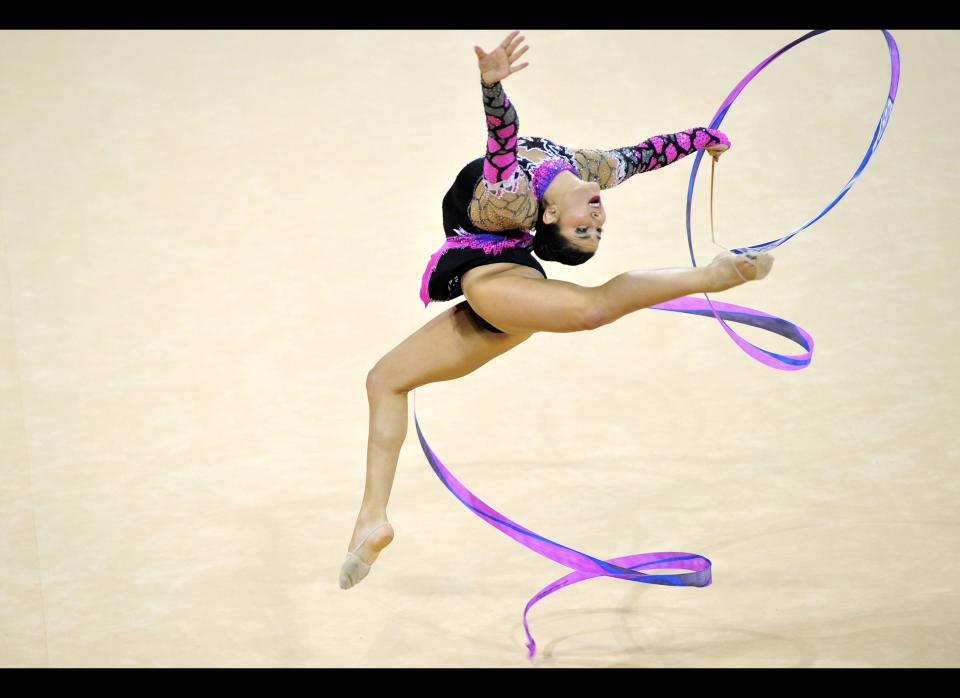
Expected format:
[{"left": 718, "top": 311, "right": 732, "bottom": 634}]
[{"left": 340, "top": 302, "right": 534, "bottom": 589}]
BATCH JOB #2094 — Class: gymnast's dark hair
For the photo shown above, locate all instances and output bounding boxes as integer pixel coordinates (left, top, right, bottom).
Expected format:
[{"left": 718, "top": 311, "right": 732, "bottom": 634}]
[{"left": 531, "top": 199, "right": 596, "bottom": 266}]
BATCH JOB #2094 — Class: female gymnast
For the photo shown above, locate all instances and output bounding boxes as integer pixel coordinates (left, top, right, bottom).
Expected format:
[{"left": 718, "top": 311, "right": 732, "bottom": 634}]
[{"left": 340, "top": 31, "right": 773, "bottom": 589}]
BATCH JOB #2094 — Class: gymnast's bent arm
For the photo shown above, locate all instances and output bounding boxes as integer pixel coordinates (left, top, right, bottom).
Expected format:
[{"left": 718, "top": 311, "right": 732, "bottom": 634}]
[{"left": 573, "top": 127, "right": 732, "bottom": 189}]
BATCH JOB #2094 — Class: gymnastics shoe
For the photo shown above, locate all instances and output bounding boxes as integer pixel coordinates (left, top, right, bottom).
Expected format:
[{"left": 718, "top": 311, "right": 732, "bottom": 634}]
[
  {"left": 709, "top": 249, "right": 774, "bottom": 289},
  {"left": 339, "top": 521, "right": 394, "bottom": 590},
  {"left": 729, "top": 250, "right": 774, "bottom": 282}
]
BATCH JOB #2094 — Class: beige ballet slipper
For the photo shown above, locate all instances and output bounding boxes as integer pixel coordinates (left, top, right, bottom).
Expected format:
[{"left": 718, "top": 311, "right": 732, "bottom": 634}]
[
  {"left": 728, "top": 250, "right": 774, "bottom": 282},
  {"left": 339, "top": 522, "right": 392, "bottom": 590}
]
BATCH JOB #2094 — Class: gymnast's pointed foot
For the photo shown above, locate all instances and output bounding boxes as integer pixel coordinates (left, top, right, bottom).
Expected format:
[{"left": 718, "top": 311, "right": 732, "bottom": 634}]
[
  {"left": 705, "top": 249, "right": 774, "bottom": 292},
  {"left": 339, "top": 520, "right": 395, "bottom": 589}
]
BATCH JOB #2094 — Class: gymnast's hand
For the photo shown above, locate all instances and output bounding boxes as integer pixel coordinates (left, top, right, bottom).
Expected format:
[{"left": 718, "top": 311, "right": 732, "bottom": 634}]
[
  {"left": 474, "top": 30, "right": 530, "bottom": 85},
  {"left": 706, "top": 143, "right": 729, "bottom": 160}
]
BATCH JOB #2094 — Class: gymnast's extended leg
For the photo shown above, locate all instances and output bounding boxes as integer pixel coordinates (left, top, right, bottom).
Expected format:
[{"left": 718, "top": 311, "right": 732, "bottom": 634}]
[
  {"left": 462, "top": 250, "right": 771, "bottom": 334},
  {"left": 340, "top": 304, "right": 534, "bottom": 589}
]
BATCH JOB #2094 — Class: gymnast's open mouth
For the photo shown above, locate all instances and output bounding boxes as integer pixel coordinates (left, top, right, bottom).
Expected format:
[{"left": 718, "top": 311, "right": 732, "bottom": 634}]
[{"left": 589, "top": 195, "right": 601, "bottom": 207}]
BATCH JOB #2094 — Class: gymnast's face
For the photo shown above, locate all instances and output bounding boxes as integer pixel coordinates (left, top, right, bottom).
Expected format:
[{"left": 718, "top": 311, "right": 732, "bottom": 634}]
[{"left": 541, "top": 179, "right": 605, "bottom": 252}]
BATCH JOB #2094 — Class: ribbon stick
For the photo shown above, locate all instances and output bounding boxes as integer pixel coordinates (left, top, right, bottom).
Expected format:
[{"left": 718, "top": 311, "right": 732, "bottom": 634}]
[{"left": 414, "top": 30, "right": 899, "bottom": 658}]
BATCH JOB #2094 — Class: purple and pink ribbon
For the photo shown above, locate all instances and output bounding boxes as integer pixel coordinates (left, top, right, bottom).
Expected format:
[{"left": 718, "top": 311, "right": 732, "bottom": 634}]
[{"left": 413, "top": 30, "right": 900, "bottom": 659}]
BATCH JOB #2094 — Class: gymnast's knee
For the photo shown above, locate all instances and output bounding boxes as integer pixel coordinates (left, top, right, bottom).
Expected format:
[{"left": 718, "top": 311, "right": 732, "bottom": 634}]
[
  {"left": 366, "top": 363, "right": 407, "bottom": 397},
  {"left": 582, "top": 293, "right": 613, "bottom": 331}
]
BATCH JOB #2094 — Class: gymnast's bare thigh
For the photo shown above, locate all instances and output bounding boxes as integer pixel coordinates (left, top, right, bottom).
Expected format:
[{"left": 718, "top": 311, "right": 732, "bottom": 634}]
[
  {"left": 370, "top": 269, "right": 535, "bottom": 394},
  {"left": 462, "top": 262, "right": 592, "bottom": 335},
  {"left": 461, "top": 262, "right": 550, "bottom": 331}
]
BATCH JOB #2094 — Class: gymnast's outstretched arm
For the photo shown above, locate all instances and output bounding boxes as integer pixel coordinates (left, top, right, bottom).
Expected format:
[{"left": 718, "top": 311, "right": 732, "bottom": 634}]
[{"left": 573, "top": 127, "right": 732, "bottom": 189}]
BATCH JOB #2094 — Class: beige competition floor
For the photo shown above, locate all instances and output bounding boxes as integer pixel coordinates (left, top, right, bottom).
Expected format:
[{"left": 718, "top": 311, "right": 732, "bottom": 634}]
[{"left": 1, "top": 30, "right": 958, "bottom": 668}]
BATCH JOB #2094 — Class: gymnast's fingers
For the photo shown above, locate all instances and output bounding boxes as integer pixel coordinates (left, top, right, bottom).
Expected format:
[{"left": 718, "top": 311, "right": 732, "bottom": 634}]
[
  {"left": 500, "top": 30, "right": 520, "bottom": 49},
  {"left": 510, "top": 44, "right": 529, "bottom": 63},
  {"left": 507, "top": 32, "right": 526, "bottom": 55},
  {"left": 510, "top": 62, "right": 530, "bottom": 75}
]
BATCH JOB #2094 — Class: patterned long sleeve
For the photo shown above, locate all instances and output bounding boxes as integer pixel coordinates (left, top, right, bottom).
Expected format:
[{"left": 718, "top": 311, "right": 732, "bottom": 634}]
[
  {"left": 467, "top": 80, "right": 537, "bottom": 231},
  {"left": 481, "top": 79, "right": 522, "bottom": 188},
  {"left": 574, "top": 127, "right": 731, "bottom": 190}
]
